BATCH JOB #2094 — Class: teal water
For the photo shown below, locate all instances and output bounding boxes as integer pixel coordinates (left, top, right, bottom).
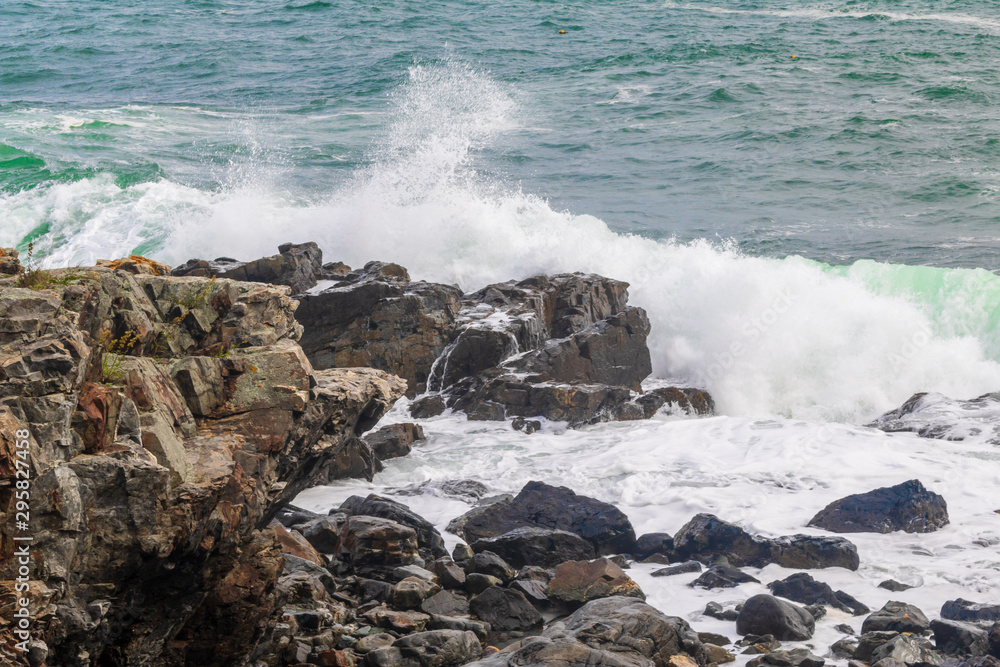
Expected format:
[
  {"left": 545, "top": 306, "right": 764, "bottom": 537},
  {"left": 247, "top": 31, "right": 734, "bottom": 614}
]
[
  {"left": 3, "top": 0, "right": 1000, "bottom": 267},
  {"left": 3, "top": 0, "right": 1000, "bottom": 417}
]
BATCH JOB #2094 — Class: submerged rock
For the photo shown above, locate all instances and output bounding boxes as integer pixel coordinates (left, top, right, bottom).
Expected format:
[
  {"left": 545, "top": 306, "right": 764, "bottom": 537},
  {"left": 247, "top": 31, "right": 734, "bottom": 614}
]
[
  {"left": 808, "top": 480, "right": 949, "bottom": 534},
  {"left": 868, "top": 391, "right": 1000, "bottom": 446}
]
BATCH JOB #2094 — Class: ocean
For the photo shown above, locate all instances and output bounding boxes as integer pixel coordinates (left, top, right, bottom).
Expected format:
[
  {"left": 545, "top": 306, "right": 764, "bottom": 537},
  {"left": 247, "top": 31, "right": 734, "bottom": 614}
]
[{"left": 4, "top": 0, "right": 999, "bottom": 649}]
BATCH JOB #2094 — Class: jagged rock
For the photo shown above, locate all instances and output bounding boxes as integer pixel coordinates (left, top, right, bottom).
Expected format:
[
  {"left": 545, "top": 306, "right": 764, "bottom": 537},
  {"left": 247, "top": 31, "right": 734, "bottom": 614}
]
[
  {"left": 468, "top": 586, "right": 543, "bottom": 638},
  {"left": 469, "top": 527, "right": 596, "bottom": 568},
  {"left": 547, "top": 558, "right": 645, "bottom": 605},
  {"left": 871, "top": 634, "right": 944, "bottom": 666},
  {"left": 465, "top": 573, "right": 502, "bottom": 595},
  {"left": 277, "top": 504, "right": 321, "bottom": 528},
  {"left": 171, "top": 241, "right": 324, "bottom": 294},
  {"left": 0, "top": 260, "right": 405, "bottom": 666},
  {"left": 942, "top": 600, "right": 1000, "bottom": 624},
  {"left": 768, "top": 573, "right": 869, "bottom": 616},
  {"left": 748, "top": 648, "right": 825, "bottom": 667},
  {"left": 426, "top": 616, "right": 491, "bottom": 643},
  {"left": 932, "top": 620, "right": 991, "bottom": 656},
  {"left": 511, "top": 417, "right": 542, "bottom": 434},
  {"left": 672, "top": 514, "right": 859, "bottom": 570},
  {"left": 365, "top": 422, "right": 425, "bottom": 461},
  {"left": 867, "top": 391, "right": 1000, "bottom": 446},
  {"left": 652, "top": 562, "right": 703, "bottom": 577},
  {"left": 392, "top": 577, "right": 442, "bottom": 610},
  {"left": 863, "top": 602, "right": 931, "bottom": 635},
  {"left": 737, "top": 595, "right": 816, "bottom": 641},
  {"left": 466, "top": 551, "right": 516, "bottom": 584},
  {"left": 273, "top": 523, "right": 326, "bottom": 566},
  {"left": 420, "top": 590, "right": 470, "bottom": 617},
  {"left": 940, "top": 658, "right": 1000, "bottom": 667},
  {"left": 363, "top": 629, "right": 483, "bottom": 667},
  {"left": 340, "top": 494, "right": 448, "bottom": 559},
  {"left": 636, "top": 532, "right": 676, "bottom": 559},
  {"left": 451, "top": 543, "right": 474, "bottom": 563},
  {"left": 705, "top": 602, "right": 741, "bottom": 622},
  {"left": 809, "top": 480, "right": 949, "bottom": 534},
  {"left": 300, "top": 514, "right": 347, "bottom": 554},
  {"left": 362, "top": 607, "right": 431, "bottom": 634},
  {"left": 428, "top": 558, "right": 467, "bottom": 589},
  {"left": 393, "top": 564, "right": 437, "bottom": 582},
  {"left": 410, "top": 395, "right": 446, "bottom": 418},
  {"left": 337, "top": 516, "right": 421, "bottom": 577},
  {"left": 448, "top": 480, "right": 637, "bottom": 555},
  {"left": 832, "top": 638, "right": 860, "bottom": 659},
  {"left": 989, "top": 623, "right": 1000, "bottom": 658},
  {"left": 356, "top": 633, "right": 397, "bottom": 654},
  {"left": 691, "top": 565, "right": 760, "bottom": 589},
  {"left": 0, "top": 246, "right": 21, "bottom": 274},
  {"left": 295, "top": 263, "right": 464, "bottom": 396},
  {"left": 856, "top": 632, "right": 903, "bottom": 662},
  {"left": 465, "top": 596, "right": 707, "bottom": 667}
]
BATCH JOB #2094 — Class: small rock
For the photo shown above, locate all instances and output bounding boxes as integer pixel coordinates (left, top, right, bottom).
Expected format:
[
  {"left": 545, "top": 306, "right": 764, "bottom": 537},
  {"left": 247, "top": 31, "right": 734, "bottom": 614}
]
[
  {"left": 871, "top": 633, "right": 944, "bottom": 666},
  {"left": 468, "top": 586, "right": 543, "bottom": 636},
  {"left": 364, "top": 423, "right": 425, "bottom": 461},
  {"left": 635, "top": 532, "right": 676, "bottom": 559},
  {"left": 652, "top": 561, "right": 703, "bottom": 577},
  {"left": 466, "top": 551, "right": 516, "bottom": 583},
  {"left": 511, "top": 417, "right": 541, "bottom": 434},
  {"left": 880, "top": 580, "right": 915, "bottom": 592},
  {"left": 547, "top": 557, "right": 646, "bottom": 605},
  {"left": 706, "top": 601, "right": 741, "bottom": 622},
  {"left": 691, "top": 564, "right": 760, "bottom": 589},
  {"left": 355, "top": 633, "right": 395, "bottom": 654},
  {"left": 420, "top": 590, "right": 470, "bottom": 617},
  {"left": 411, "top": 395, "right": 447, "bottom": 418},
  {"left": 768, "top": 572, "right": 869, "bottom": 616},
  {"left": 737, "top": 595, "right": 816, "bottom": 641},
  {"left": 429, "top": 558, "right": 466, "bottom": 589},
  {"left": 863, "top": 601, "right": 931, "bottom": 635},
  {"left": 392, "top": 577, "right": 441, "bottom": 609},
  {"left": 465, "top": 573, "right": 501, "bottom": 595}
]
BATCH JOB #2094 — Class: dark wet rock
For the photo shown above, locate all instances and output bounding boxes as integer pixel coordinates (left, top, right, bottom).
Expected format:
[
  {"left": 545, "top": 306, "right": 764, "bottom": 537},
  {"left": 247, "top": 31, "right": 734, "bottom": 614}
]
[
  {"left": 300, "top": 514, "right": 347, "bottom": 554},
  {"left": 881, "top": 580, "right": 916, "bottom": 592},
  {"left": 410, "top": 394, "right": 447, "bottom": 418},
  {"left": 448, "top": 480, "right": 637, "bottom": 556},
  {"left": 673, "top": 513, "right": 767, "bottom": 566},
  {"left": 470, "top": 527, "right": 596, "bottom": 568},
  {"left": 468, "top": 586, "right": 543, "bottom": 638},
  {"left": 942, "top": 600, "right": 1000, "bottom": 625},
  {"left": 989, "top": 623, "right": 1000, "bottom": 658},
  {"left": 171, "top": 241, "right": 324, "bottom": 293},
  {"left": 832, "top": 638, "right": 860, "bottom": 659},
  {"left": 768, "top": 535, "right": 861, "bottom": 570},
  {"left": 296, "top": 262, "right": 464, "bottom": 396},
  {"left": 276, "top": 504, "right": 321, "bottom": 528},
  {"left": 863, "top": 602, "right": 931, "bottom": 635},
  {"left": 737, "top": 595, "right": 816, "bottom": 641},
  {"left": 636, "top": 532, "right": 677, "bottom": 559},
  {"left": 451, "top": 543, "right": 474, "bottom": 563},
  {"left": 356, "top": 578, "right": 396, "bottom": 604},
  {"left": 691, "top": 565, "right": 760, "bottom": 589},
  {"left": 940, "top": 658, "right": 1000, "bottom": 667},
  {"left": 808, "top": 480, "right": 949, "bottom": 534},
  {"left": 738, "top": 634, "right": 783, "bottom": 655},
  {"left": 856, "top": 632, "right": 903, "bottom": 663},
  {"left": 338, "top": 516, "right": 421, "bottom": 577},
  {"left": 547, "top": 558, "right": 646, "bottom": 605},
  {"left": 510, "top": 578, "right": 551, "bottom": 608},
  {"left": 363, "top": 629, "right": 483, "bottom": 667},
  {"left": 768, "top": 573, "right": 869, "bottom": 616},
  {"left": 466, "top": 551, "right": 516, "bottom": 584},
  {"left": 428, "top": 558, "right": 467, "bottom": 590},
  {"left": 392, "top": 577, "right": 442, "bottom": 610},
  {"left": 747, "top": 648, "right": 826, "bottom": 667},
  {"left": 652, "top": 561, "right": 703, "bottom": 577},
  {"left": 426, "top": 616, "right": 491, "bottom": 643},
  {"left": 871, "top": 634, "right": 944, "bottom": 666},
  {"left": 511, "top": 417, "right": 542, "bottom": 434},
  {"left": 340, "top": 494, "right": 448, "bottom": 559},
  {"left": 706, "top": 602, "right": 741, "bottom": 622},
  {"left": 932, "top": 620, "right": 991, "bottom": 657},
  {"left": 465, "top": 573, "right": 502, "bottom": 595},
  {"left": 420, "top": 590, "right": 470, "bottom": 617},
  {"left": 464, "top": 595, "right": 708, "bottom": 667},
  {"left": 364, "top": 422, "right": 425, "bottom": 461}
]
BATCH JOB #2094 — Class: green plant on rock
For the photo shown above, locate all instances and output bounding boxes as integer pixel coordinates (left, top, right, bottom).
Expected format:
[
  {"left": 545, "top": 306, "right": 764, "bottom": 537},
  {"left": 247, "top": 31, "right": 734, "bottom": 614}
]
[
  {"left": 177, "top": 276, "right": 217, "bottom": 309},
  {"left": 100, "top": 329, "right": 140, "bottom": 383},
  {"left": 17, "top": 242, "right": 52, "bottom": 289}
]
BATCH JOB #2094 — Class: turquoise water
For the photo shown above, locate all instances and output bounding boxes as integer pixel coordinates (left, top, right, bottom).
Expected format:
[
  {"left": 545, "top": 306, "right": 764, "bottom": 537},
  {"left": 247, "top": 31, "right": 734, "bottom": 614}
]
[{"left": 3, "top": 0, "right": 1000, "bottom": 417}]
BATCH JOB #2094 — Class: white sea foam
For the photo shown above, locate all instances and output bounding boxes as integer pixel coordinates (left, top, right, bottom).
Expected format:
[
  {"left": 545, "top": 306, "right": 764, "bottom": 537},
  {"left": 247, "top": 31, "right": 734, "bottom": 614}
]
[{"left": 2, "top": 62, "right": 999, "bottom": 422}]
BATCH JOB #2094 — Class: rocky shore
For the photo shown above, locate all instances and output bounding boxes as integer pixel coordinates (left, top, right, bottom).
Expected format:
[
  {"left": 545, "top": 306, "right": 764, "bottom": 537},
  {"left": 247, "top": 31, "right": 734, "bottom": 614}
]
[{"left": 0, "top": 243, "right": 997, "bottom": 667}]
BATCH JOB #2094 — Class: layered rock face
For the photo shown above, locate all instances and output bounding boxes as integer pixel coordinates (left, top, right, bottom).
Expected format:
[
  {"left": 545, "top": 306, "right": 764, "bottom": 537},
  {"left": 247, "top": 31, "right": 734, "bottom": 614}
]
[{"left": 0, "top": 260, "right": 405, "bottom": 666}]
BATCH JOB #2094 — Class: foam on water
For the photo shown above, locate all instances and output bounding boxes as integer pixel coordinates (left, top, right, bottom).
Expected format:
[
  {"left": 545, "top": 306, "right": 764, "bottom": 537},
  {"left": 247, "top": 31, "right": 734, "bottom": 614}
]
[{"left": 4, "top": 62, "right": 999, "bottom": 422}]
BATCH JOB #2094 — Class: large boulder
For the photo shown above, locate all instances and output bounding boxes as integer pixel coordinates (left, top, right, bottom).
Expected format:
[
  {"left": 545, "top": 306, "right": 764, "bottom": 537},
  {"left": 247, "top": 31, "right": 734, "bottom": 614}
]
[
  {"left": 464, "top": 596, "right": 708, "bottom": 667},
  {"left": 931, "top": 620, "right": 991, "bottom": 657},
  {"left": 863, "top": 602, "right": 932, "bottom": 635},
  {"left": 671, "top": 514, "right": 860, "bottom": 570},
  {"left": 295, "top": 262, "right": 464, "bottom": 396},
  {"left": 363, "top": 629, "right": 483, "bottom": 667},
  {"left": 768, "top": 573, "right": 869, "bottom": 616},
  {"left": 469, "top": 527, "right": 596, "bottom": 568},
  {"left": 468, "top": 586, "right": 543, "bottom": 638},
  {"left": 547, "top": 558, "right": 646, "bottom": 605},
  {"left": 736, "top": 595, "right": 816, "bottom": 641},
  {"left": 364, "top": 422, "right": 425, "bottom": 461},
  {"left": 808, "top": 480, "right": 949, "bottom": 534},
  {"left": 942, "top": 600, "right": 1000, "bottom": 625},
  {"left": 340, "top": 494, "right": 448, "bottom": 559},
  {"left": 867, "top": 391, "right": 1000, "bottom": 446},
  {"left": 448, "top": 480, "right": 637, "bottom": 555}
]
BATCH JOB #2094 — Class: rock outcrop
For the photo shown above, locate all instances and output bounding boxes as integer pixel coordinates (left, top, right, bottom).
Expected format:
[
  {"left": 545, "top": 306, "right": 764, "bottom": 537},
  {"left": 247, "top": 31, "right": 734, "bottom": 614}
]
[
  {"left": 0, "top": 261, "right": 406, "bottom": 666},
  {"left": 808, "top": 480, "right": 949, "bottom": 534}
]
